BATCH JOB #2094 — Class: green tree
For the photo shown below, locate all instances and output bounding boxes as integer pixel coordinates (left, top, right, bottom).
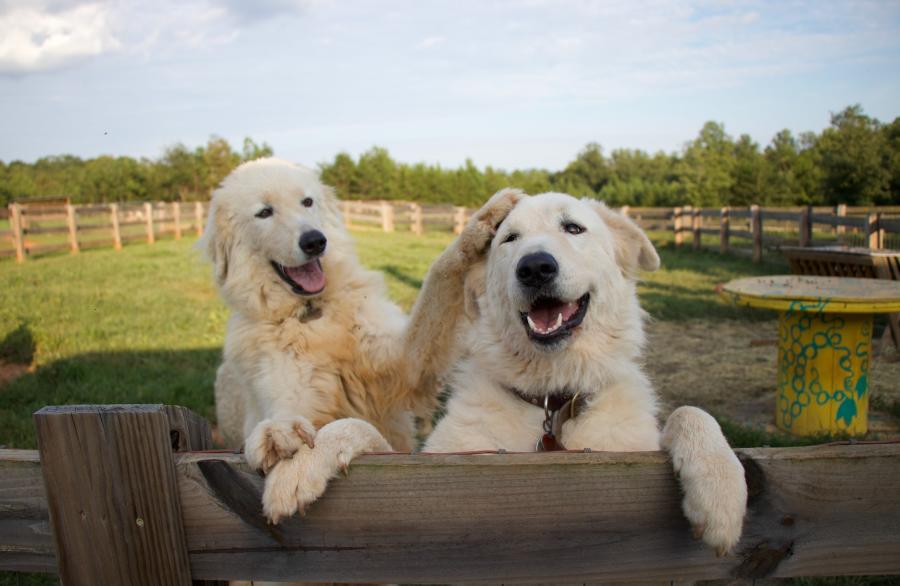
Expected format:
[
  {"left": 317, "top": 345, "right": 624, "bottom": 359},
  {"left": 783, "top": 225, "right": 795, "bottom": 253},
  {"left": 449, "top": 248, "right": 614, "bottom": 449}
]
[
  {"left": 678, "top": 121, "right": 735, "bottom": 207},
  {"left": 816, "top": 105, "right": 890, "bottom": 205}
]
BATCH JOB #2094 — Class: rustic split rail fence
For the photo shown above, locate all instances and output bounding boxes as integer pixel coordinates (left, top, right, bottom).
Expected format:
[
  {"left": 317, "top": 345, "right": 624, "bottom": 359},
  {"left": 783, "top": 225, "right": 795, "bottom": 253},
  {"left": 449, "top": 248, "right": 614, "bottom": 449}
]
[
  {"left": 3, "top": 200, "right": 899, "bottom": 263},
  {"left": 1, "top": 404, "right": 899, "bottom": 583}
]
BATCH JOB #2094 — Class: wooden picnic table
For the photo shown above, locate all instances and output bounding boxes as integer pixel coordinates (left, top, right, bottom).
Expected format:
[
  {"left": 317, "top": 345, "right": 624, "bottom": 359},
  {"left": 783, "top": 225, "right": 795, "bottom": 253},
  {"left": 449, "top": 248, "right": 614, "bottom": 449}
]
[
  {"left": 780, "top": 245, "right": 900, "bottom": 349},
  {"left": 720, "top": 275, "right": 900, "bottom": 436}
]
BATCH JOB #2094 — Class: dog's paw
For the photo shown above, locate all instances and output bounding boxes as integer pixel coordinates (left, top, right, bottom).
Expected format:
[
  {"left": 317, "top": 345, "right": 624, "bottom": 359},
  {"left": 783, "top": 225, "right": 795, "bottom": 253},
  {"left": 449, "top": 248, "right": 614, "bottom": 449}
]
[
  {"left": 244, "top": 416, "right": 317, "bottom": 474},
  {"left": 261, "top": 418, "right": 392, "bottom": 524},
  {"left": 458, "top": 188, "right": 525, "bottom": 259},
  {"left": 662, "top": 406, "right": 747, "bottom": 557}
]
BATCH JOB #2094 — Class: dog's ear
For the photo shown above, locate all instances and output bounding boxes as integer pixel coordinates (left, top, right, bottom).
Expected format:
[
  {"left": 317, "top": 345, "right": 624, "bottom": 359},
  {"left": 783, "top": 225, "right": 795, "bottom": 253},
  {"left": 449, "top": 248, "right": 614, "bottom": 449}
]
[
  {"left": 463, "top": 261, "right": 487, "bottom": 320},
  {"left": 199, "top": 200, "right": 233, "bottom": 285},
  {"left": 584, "top": 199, "right": 660, "bottom": 276}
]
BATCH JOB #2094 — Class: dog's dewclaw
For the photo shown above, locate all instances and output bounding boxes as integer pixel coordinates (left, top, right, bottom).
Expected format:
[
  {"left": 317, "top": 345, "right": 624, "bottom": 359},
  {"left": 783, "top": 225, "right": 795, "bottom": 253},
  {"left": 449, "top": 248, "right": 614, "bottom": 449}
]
[{"left": 692, "top": 523, "right": 706, "bottom": 540}]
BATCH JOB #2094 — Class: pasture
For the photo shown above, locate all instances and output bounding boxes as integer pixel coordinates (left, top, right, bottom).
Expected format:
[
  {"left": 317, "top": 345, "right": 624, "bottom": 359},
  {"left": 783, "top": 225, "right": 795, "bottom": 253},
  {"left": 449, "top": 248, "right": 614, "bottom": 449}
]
[{"left": 1, "top": 229, "right": 899, "bottom": 451}]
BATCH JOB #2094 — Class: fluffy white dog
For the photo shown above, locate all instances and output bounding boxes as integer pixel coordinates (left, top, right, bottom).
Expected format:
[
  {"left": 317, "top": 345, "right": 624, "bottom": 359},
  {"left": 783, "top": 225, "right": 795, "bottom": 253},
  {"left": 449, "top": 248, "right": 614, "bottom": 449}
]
[
  {"left": 201, "top": 158, "right": 518, "bottom": 521},
  {"left": 425, "top": 192, "right": 747, "bottom": 556}
]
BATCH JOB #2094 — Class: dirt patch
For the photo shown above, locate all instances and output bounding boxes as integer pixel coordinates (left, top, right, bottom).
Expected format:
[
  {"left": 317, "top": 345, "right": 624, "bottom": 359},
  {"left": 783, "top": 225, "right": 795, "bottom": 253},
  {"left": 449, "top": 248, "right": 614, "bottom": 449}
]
[
  {"left": 0, "top": 360, "right": 32, "bottom": 387},
  {"left": 645, "top": 319, "right": 900, "bottom": 437}
]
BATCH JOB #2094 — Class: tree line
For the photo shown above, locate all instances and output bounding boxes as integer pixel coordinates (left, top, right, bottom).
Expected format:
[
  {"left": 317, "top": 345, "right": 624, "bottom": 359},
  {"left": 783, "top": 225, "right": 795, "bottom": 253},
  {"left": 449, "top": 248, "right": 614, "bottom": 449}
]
[{"left": 2, "top": 105, "right": 898, "bottom": 208}]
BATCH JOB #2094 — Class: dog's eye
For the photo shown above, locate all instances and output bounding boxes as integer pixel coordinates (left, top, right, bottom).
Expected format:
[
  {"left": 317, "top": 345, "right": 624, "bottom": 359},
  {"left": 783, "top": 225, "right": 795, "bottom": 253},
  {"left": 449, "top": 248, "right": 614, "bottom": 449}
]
[
  {"left": 255, "top": 206, "right": 274, "bottom": 219},
  {"left": 302, "top": 197, "right": 314, "bottom": 208},
  {"left": 502, "top": 232, "right": 519, "bottom": 244},
  {"left": 564, "top": 223, "right": 585, "bottom": 235}
]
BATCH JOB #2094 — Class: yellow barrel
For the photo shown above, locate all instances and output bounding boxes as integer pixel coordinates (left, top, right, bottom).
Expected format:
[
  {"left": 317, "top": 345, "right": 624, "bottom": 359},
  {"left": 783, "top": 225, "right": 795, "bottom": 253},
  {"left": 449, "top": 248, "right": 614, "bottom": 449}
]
[{"left": 776, "top": 308, "right": 871, "bottom": 436}]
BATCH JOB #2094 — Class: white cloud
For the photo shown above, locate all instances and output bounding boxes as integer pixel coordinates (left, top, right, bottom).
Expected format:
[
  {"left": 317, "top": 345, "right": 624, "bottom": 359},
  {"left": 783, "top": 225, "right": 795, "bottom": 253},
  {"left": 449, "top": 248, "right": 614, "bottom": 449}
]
[
  {"left": 0, "top": 0, "right": 328, "bottom": 75},
  {"left": 0, "top": 2, "right": 119, "bottom": 74},
  {"left": 417, "top": 35, "right": 446, "bottom": 49}
]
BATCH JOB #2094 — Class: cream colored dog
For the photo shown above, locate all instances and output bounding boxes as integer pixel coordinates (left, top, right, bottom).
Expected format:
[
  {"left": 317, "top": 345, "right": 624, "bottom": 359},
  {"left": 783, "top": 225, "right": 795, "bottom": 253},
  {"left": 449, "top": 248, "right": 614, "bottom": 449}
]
[
  {"left": 425, "top": 192, "right": 747, "bottom": 556},
  {"left": 201, "top": 158, "right": 518, "bottom": 522}
]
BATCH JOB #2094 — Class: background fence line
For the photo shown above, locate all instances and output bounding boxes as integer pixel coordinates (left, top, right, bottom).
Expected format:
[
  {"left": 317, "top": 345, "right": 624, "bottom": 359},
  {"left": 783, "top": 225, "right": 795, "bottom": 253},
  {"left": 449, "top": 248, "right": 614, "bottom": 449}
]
[{"left": 3, "top": 200, "right": 900, "bottom": 263}]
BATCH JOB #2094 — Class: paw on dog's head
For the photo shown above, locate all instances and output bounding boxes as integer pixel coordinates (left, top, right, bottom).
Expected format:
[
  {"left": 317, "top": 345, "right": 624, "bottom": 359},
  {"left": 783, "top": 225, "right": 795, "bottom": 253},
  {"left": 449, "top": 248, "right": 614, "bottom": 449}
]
[
  {"left": 200, "top": 158, "right": 346, "bottom": 313},
  {"left": 471, "top": 192, "right": 659, "bottom": 353}
]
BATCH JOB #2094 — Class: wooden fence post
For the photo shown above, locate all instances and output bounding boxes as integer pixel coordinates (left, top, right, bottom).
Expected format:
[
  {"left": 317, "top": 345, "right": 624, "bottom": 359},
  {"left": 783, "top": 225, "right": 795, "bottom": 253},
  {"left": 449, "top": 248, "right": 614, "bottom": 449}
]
[
  {"left": 799, "top": 205, "right": 812, "bottom": 247},
  {"left": 65, "top": 204, "right": 79, "bottom": 254},
  {"left": 410, "top": 203, "right": 423, "bottom": 236},
  {"left": 751, "top": 204, "right": 762, "bottom": 263},
  {"left": 381, "top": 201, "right": 395, "bottom": 232},
  {"left": 34, "top": 405, "right": 194, "bottom": 585},
  {"left": 719, "top": 207, "right": 730, "bottom": 254},
  {"left": 836, "top": 203, "right": 847, "bottom": 236},
  {"left": 173, "top": 202, "right": 182, "bottom": 240},
  {"left": 110, "top": 203, "right": 122, "bottom": 251},
  {"left": 195, "top": 201, "right": 204, "bottom": 237},
  {"left": 673, "top": 207, "right": 683, "bottom": 247},
  {"left": 10, "top": 203, "right": 25, "bottom": 262},
  {"left": 453, "top": 207, "right": 467, "bottom": 235},
  {"left": 692, "top": 208, "right": 701, "bottom": 251},
  {"left": 867, "top": 213, "right": 881, "bottom": 249},
  {"left": 144, "top": 202, "right": 155, "bottom": 244}
]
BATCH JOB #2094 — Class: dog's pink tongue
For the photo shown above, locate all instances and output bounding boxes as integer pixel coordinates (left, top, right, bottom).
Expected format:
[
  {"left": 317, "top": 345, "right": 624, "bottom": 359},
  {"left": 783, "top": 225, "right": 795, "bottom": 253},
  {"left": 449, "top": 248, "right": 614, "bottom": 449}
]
[
  {"left": 286, "top": 260, "right": 325, "bottom": 292},
  {"left": 528, "top": 300, "right": 579, "bottom": 330}
]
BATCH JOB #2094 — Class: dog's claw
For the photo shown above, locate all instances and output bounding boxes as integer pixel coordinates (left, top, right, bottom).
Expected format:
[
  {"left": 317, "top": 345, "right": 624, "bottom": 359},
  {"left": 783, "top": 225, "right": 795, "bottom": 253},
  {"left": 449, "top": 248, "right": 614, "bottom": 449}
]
[
  {"left": 716, "top": 546, "right": 727, "bottom": 558},
  {"left": 340, "top": 462, "right": 350, "bottom": 477}
]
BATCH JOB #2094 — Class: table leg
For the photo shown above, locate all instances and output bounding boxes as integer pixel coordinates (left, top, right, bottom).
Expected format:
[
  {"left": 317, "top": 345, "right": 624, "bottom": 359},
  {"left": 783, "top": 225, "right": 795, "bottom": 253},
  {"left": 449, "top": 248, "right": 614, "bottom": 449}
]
[{"left": 776, "top": 309, "right": 872, "bottom": 436}]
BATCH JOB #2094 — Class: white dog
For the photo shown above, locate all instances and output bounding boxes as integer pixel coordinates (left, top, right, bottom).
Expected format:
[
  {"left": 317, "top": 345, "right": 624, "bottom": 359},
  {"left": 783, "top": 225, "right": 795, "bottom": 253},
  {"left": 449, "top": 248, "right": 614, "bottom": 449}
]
[
  {"left": 201, "top": 158, "right": 518, "bottom": 522},
  {"left": 425, "top": 192, "right": 747, "bottom": 556}
]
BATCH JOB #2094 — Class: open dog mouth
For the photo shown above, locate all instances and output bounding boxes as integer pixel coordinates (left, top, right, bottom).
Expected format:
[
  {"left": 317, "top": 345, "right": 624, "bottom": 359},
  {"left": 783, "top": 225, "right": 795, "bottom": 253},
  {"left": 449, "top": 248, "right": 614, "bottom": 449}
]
[
  {"left": 520, "top": 293, "right": 590, "bottom": 344},
  {"left": 271, "top": 259, "right": 326, "bottom": 295}
]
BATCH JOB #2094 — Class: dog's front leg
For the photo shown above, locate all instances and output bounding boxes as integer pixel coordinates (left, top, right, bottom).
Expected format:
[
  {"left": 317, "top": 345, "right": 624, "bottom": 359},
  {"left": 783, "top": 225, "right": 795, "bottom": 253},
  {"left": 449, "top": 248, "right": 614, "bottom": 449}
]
[
  {"left": 262, "top": 418, "right": 392, "bottom": 523},
  {"left": 402, "top": 188, "right": 523, "bottom": 393},
  {"left": 661, "top": 406, "right": 747, "bottom": 556}
]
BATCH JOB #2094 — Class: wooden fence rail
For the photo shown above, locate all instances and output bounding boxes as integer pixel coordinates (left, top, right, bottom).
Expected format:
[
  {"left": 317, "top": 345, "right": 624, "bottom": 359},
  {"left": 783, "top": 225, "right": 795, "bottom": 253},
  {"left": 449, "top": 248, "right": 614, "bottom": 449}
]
[
  {"left": 2, "top": 201, "right": 211, "bottom": 262},
  {"left": 4, "top": 200, "right": 899, "bottom": 263},
  {"left": 671, "top": 205, "right": 900, "bottom": 262},
  {"left": 1, "top": 404, "right": 899, "bottom": 584}
]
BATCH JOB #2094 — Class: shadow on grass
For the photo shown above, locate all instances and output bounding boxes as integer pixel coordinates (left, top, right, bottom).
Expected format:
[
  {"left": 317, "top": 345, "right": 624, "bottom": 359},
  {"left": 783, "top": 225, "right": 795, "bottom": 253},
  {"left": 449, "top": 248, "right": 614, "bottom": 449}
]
[
  {"left": 0, "top": 322, "right": 35, "bottom": 365},
  {"left": 0, "top": 348, "right": 221, "bottom": 449},
  {"left": 381, "top": 265, "right": 424, "bottom": 289}
]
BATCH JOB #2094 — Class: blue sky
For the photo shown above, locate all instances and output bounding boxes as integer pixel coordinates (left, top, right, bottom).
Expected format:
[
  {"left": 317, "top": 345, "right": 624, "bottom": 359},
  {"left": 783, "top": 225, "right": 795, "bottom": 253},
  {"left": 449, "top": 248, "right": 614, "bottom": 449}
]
[{"left": 1, "top": 0, "right": 899, "bottom": 170}]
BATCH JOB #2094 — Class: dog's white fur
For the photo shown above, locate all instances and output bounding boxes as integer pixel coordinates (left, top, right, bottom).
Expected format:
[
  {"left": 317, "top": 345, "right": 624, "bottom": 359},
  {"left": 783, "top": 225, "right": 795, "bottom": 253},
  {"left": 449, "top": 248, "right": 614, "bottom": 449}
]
[
  {"left": 425, "top": 192, "right": 747, "bottom": 555},
  {"left": 201, "top": 158, "right": 519, "bottom": 521}
]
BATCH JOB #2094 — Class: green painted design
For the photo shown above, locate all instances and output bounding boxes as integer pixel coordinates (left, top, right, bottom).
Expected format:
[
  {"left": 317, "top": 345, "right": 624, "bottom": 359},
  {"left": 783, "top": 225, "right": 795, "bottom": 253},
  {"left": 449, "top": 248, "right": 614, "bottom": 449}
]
[{"left": 777, "top": 299, "right": 870, "bottom": 430}]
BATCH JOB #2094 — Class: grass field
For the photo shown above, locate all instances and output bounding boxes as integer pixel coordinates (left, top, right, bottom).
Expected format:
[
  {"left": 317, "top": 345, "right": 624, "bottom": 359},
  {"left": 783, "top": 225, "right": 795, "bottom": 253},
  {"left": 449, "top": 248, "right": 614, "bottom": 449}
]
[{"left": 0, "top": 228, "right": 791, "bottom": 449}]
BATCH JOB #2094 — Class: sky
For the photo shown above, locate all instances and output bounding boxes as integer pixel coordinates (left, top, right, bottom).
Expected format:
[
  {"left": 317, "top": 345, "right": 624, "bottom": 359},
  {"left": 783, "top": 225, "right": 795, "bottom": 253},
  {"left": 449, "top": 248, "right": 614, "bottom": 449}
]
[{"left": 1, "top": 0, "right": 899, "bottom": 171}]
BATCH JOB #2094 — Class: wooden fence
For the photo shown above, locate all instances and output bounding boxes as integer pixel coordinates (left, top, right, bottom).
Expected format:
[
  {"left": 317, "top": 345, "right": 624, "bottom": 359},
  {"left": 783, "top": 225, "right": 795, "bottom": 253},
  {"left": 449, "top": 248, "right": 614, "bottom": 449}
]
[
  {"left": 1, "top": 404, "right": 899, "bottom": 584},
  {"left": 4, "top": 200, "right": 900, "bottom": 263},
  {"left": 671, "top": 205, "right": 900, "bottom": 262},
  {"left": 1, "top": 201, "right": 209, "bottom": 262}
]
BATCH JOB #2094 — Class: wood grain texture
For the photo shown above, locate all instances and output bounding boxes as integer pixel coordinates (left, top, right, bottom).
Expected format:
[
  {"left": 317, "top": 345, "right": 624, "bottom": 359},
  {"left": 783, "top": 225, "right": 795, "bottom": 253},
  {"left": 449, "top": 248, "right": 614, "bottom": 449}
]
[
  {"left": 4, "top": 409, "right": 900, "bottom": 583},
  {"left": 0, "top": 450, "right": 55, "bottom": 573},
  {"left": 175, "top": 444, "right": 900, "bottom": 584},
  {"left": 34, "top": 404, "right": 192, "bottom": 585}
]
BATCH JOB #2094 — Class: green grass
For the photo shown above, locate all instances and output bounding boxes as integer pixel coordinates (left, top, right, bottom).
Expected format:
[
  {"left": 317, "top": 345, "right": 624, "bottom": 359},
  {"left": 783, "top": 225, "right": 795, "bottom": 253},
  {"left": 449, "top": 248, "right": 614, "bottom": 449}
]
[{"left": 0, "top": 229, "right": 782, "bottom": 449}]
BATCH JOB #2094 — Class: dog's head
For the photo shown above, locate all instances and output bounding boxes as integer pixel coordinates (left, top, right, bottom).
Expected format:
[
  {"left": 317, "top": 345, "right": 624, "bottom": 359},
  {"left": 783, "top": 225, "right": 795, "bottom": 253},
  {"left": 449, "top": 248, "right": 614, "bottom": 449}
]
[
  {"left": 200, "top": 158, "right": 348, "bottom": 315},
  {"left": 472, "top": 192, "right": 659, "bottom": 356}
]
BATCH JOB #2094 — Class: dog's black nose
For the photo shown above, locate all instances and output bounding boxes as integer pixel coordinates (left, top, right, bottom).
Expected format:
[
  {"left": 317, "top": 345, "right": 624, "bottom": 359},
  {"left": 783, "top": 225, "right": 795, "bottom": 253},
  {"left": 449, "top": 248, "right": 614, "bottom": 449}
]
[
  {"left": 299, "top": 230, "right": 327, "bottom": 257},
  {"left": 516, "top": 252, "right": 558, "bottom": 288}
]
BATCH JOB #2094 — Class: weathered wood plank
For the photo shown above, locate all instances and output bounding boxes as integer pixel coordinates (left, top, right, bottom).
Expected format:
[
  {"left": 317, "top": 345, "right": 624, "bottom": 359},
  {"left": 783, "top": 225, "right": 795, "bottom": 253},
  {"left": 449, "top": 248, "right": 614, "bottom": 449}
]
[
  {"left": 0, "top": 450, "right": 55, "bottom": 573},
  {"left": 34, "top": 405, "right": 193, "bottom": 585},
  {"left": 2, "top": 440, "right": 900, "bottom": 582},
  {"left": 176, "top": 444, "right": 900, "bottom": 584}
]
